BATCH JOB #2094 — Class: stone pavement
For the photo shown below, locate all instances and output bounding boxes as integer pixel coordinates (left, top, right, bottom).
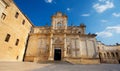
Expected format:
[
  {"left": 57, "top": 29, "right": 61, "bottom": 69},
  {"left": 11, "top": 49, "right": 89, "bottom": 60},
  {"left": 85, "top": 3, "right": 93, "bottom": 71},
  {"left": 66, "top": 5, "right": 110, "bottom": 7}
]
[
  {"left": 0, "top": 62, "right": 50, "bottom": 71},
  {"left": 0, "top": 62, "right": 120, "bottom": 71}
]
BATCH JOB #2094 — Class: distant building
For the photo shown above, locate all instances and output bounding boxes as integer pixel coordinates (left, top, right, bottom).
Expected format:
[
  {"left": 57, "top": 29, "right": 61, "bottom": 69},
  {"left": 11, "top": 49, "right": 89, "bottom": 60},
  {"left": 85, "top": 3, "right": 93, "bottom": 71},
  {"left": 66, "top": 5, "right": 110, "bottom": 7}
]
[
  {"left": 0, "top": 0, "right": 120, "bottom": 64},
  {"left": 97, "top": 41, "right": 120, "bottom": 63}
]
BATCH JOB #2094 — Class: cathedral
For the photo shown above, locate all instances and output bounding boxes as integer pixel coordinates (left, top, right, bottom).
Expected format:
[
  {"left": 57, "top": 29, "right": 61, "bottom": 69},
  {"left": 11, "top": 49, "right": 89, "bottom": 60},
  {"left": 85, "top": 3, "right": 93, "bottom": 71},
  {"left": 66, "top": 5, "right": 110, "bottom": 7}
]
[
  {"left": 0, "top": 0, "right": 120, "bottom": 64},
  {"left": 24, "top": 12, "right": 99, "bottom": 64}
]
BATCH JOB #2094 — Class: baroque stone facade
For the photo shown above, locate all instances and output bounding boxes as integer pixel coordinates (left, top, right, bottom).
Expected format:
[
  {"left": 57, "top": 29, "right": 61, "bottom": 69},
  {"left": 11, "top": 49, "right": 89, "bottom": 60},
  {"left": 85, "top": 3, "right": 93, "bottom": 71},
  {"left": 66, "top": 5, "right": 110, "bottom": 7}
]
[
  {"left": 0, "top": 0, "right": 120, "bottom": 64},
  {"left": 24, "top": 12, "right": 99, "bottom": 64}
]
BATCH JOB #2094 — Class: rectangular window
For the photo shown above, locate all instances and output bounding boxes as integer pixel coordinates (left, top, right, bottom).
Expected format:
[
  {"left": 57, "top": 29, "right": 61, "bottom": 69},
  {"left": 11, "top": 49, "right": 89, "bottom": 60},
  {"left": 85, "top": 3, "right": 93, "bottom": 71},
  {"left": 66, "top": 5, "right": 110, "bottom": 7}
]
[
  {"left": 15, "top": 12, "right": 19, "bottom": 18},
  {"left": 5, "top": 34, "right": 10, "bottom": 42},
  {"left": 15, "top": 39, "right": 19, "bottom": 46},
  {"left": 22, "top": 20, "right": 25, "bottom": 25},
  {"left": 1, "top": 13, "right": 6, "bottom": 20}
]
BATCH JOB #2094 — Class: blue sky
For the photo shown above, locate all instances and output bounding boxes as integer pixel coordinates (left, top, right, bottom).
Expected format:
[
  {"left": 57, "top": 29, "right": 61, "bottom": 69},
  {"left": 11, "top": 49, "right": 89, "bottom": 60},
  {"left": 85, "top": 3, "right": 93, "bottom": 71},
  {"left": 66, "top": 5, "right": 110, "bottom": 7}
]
[{"left": 14, "top": 0, "right": 120, "bottom": 45}]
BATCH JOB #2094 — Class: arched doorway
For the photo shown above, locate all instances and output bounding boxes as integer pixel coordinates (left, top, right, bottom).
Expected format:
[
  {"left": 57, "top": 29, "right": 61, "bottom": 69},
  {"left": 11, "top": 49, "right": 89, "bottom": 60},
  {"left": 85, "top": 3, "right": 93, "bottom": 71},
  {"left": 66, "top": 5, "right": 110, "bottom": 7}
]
[{"left": 99, "top": 53, "right": 102, "bottom": 63}]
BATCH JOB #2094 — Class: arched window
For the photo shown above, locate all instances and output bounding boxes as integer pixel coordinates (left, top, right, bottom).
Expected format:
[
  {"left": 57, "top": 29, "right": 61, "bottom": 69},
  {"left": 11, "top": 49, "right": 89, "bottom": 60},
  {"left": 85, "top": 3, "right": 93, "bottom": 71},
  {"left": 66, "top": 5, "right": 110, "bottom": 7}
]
[
  {"left": 104, "top": 53, "right": 106, "bottom": 58},
  {"left": 57, "top": 22, "right": 62, "bottom": 27},
  {"left": 116, "top": 52, "right": 119, "bottom": 58},
  {"left": 99, "top": 53, "right": 102, "bottom": 58},
  {"left": 111, "top": 52, "right": 115, "bottom": 58},
  {"left": 107, "top": 52, "right": 110, "bottom": 58}
]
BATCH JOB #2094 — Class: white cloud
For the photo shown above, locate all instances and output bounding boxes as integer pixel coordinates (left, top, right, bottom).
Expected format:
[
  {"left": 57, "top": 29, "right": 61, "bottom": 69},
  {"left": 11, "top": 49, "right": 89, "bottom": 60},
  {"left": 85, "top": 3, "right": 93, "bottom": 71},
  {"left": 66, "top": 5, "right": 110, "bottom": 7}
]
[
  {"left": 106, "top": 26, "right": 120, "bottom": 33},
  {"left": 67, "top": 8, "right": 71, "bottom": 11},
  {"left": 93, "top": 0, "right": 114, "bottom": 13},
  {"left": 81, "top": 14, "right": 90, "bottom": 17},
  {"left": 101, "top": 20, "right": 108, "bottom": 23},
  {"left": 45, "top": 0, "right": 53, "bottom": 3},
  {"left": 99, "top": 0, "right": 105, "bottom": 2},
  {"left": 96, "top": 25, "right": 120, "bottom": 38},
  {"left": 96, "top": 31, "right": 113, "bottom": 37},
  {"left": 112, "top": 13, "right": 120, "bottom": 17},
  {"left": 99, "top": 0, "right": 110, "bottom": 2}
]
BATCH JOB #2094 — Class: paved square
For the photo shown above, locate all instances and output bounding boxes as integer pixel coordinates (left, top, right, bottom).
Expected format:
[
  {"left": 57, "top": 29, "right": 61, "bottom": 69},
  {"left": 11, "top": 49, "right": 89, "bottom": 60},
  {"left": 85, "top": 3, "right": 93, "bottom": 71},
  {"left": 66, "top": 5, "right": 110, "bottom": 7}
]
[{"left": 0, "top": 62, "right": 120, "bottom": 71}]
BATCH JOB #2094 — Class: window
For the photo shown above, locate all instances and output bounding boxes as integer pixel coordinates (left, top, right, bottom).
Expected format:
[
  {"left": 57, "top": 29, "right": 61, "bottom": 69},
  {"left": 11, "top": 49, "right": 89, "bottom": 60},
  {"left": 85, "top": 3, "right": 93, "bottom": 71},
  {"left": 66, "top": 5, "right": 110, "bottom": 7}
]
[
  {"left": 111, "top": 52, "right": 115, "bottom": 58},
  {"left": 78, "top": 31, "right": 81, "bottom": 34},
  {"left": 16, "top": 56, "right": 19, "bottom": 60},
  {"left": 57, "top": 22, "right": 62, "bottom": 27},
  {"left": 1, "top": 13, "right": 6, "bottom": 20},
  {"left": 15, "top": 12, "right": 19, "bottom": 18},
  {"left": 116, "top": 52, "right": 119, "bottom": 58},
  {"left": 99, "top": 53, "right": 102, "bottom": 58},
  {"left": 5, "top": 34, "right": 10, "bottom": 42},
  {"left": 22, "top": 20, "right": 25, "bottom": 25},
  {"left": 15, "top": 39, "right": 19, "bottom": 46},
  {"left": 107, "top": 52, "right": 110, "bottom": 58}
]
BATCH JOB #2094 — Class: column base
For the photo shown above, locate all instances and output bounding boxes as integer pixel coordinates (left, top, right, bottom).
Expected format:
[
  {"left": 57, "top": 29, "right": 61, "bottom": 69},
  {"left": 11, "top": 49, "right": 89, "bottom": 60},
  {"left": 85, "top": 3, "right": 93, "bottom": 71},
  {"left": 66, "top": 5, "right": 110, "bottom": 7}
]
[{"left": 48, "top": 57, "right": 54, "bottom": 61}]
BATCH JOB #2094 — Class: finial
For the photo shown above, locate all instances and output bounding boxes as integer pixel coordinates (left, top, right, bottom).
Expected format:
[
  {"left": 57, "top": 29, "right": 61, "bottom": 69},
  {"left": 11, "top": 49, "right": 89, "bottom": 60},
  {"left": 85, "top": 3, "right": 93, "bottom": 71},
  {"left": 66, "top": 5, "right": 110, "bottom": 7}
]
[
  {"left": 80, "top": 23, "right": 86, "bottom": 27},
  {"left": 45, "top": 23, "right": 48, "bottom": 27}
]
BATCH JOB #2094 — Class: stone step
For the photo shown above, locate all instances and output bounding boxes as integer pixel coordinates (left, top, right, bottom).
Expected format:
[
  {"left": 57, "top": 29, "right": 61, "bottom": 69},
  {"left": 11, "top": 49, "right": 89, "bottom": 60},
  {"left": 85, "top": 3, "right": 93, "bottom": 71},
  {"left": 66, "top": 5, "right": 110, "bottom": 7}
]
[{"left": 38, "top": 61, "right": 72, "bottom": 64}]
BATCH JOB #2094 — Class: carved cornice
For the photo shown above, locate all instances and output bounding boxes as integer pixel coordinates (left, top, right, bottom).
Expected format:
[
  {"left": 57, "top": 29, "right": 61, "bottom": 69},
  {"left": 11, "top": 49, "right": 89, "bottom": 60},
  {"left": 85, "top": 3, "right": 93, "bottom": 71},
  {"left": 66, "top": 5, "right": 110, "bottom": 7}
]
[{"left": 2, "top": 0, "right": 12, "bottom": 6}]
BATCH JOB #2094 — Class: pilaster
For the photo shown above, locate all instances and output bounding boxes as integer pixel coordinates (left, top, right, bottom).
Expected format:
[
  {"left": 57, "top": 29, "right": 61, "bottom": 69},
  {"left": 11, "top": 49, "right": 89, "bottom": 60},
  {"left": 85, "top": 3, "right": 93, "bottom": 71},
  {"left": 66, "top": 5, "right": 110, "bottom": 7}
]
[{"left": 48, "top": 34, "right": 54, "bottom": 60}]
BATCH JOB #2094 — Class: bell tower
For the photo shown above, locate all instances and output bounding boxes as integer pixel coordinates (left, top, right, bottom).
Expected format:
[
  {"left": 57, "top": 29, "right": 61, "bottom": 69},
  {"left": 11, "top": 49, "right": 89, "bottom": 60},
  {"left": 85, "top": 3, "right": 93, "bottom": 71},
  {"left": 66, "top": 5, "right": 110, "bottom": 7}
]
[{"left": 51, "top": 12, "right": 67, "bottom": 30}]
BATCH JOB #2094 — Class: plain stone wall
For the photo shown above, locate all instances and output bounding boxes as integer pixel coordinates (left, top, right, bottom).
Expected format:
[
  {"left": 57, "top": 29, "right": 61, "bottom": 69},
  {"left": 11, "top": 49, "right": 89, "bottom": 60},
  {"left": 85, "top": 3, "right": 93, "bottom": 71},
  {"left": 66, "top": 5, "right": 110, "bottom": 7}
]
[
  {"left": 78, "top": 36, "right": 98, "bottom": 58},
  {"left": 25, "top": 34, "right": 50, "bottom": 62},
  {"left": 0, "top": 1, "right": 32, "bottom": 61}
]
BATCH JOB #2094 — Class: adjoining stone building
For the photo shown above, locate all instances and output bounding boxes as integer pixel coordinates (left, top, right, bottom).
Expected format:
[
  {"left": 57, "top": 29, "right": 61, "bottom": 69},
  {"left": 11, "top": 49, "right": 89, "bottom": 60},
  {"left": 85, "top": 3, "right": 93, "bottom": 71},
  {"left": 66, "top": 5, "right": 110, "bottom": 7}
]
[
  {"left": 98, "top": 42, "right": 120, "bottom": 64},
  {"left": 0, "top": 0, "right": 120, "bottom": 64},
  {"left": 0, "top": 0, "right": 33, "bottom": 61}
]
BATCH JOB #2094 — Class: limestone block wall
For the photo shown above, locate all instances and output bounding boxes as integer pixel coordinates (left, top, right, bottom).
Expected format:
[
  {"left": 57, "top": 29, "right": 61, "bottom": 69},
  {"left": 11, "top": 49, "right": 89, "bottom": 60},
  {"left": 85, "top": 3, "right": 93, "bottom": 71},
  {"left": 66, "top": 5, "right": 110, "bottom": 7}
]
[
  {"left": 25, "top": 34, "right": 50, "bottom": 62},
  {"left": 66, "top": 35, "right": 78, "bottom": 57},
  {"left": 80, "top": 36, "right": 98, "bottom": 58},
  {"left": 66, "top": 35, "right": 98, "bottom": 59},
  {"left": 66, "top": 27, "right": 85, "bottom": 35},
  {"left": 0, "top": 1, "right": 32, "bottom": 61},
  {"left": 33, "top": 27, "right": 50, "bottom": 34},
  {"left": 86, "top": 37, "right": 97, "bottom": 58},
  {"left": 97, "top": 42, "right": 120, "bottom": 63},
  {"left": 66, "top": 35, "right": 99, "bottom": 64}
]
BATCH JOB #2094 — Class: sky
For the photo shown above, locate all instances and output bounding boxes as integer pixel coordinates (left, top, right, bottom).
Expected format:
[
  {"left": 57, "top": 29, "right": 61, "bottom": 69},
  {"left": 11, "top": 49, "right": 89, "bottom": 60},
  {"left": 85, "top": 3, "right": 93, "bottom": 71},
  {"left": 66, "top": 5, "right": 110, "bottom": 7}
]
[{"left": 14, "top": 0, "right": 120, "bottom": 45}]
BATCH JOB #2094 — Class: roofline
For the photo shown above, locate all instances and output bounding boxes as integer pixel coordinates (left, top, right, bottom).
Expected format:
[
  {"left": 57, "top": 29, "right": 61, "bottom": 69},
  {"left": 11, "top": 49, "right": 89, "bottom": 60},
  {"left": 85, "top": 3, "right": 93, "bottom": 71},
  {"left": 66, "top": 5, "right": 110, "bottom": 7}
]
[{"left": 13, "top": 1, "right": 34, "bottom": 27}]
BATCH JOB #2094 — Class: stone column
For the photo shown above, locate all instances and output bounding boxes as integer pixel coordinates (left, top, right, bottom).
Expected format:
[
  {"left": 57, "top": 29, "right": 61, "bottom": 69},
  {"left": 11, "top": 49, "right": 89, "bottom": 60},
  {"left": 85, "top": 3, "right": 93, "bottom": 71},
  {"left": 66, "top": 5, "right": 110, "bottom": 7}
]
[
  {"left": 48, "top": 34, "right": 53, "bottom": 60},
  {"left": 114, "top": 52, "right": 117, "bottom": 58},
  {"left": 85, "top": 39, "right": 88, "bottom": 57},
  {"left": 64, "top": 34, "right": 67, "bottom": 57},
  {"left": 75, "top": 38, "right": 78, "bottom": 57}
]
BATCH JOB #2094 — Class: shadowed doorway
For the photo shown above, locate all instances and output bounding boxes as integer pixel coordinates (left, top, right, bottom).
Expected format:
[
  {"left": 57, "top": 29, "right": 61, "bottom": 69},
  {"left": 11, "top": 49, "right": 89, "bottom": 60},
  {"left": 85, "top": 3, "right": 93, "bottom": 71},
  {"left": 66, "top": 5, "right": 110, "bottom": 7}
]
[{"left": 54, "top": 49, "right": 61, "bottom": 61}]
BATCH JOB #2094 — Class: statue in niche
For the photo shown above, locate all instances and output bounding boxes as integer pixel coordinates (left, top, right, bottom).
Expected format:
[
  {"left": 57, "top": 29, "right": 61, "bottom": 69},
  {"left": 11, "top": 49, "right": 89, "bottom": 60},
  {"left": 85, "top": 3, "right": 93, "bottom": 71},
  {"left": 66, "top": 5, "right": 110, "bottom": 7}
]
[{"left": 67, "top": 43, "right": 72, "bottom": 56}]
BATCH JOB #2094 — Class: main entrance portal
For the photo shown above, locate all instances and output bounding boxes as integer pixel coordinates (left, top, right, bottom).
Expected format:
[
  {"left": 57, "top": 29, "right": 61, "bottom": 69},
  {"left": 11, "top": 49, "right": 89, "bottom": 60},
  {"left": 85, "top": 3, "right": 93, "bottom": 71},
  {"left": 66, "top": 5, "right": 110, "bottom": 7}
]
[{"left": 54, "top": 49, "right": 61, "bottom": 61}]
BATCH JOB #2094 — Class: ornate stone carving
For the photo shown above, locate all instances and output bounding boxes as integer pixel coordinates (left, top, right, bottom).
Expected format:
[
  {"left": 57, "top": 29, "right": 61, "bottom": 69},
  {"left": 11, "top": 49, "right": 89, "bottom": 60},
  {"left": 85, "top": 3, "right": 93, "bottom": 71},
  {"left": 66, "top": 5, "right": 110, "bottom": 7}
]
[{"left": 55, "top": 37, "right": 62, "bottom": 43}]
